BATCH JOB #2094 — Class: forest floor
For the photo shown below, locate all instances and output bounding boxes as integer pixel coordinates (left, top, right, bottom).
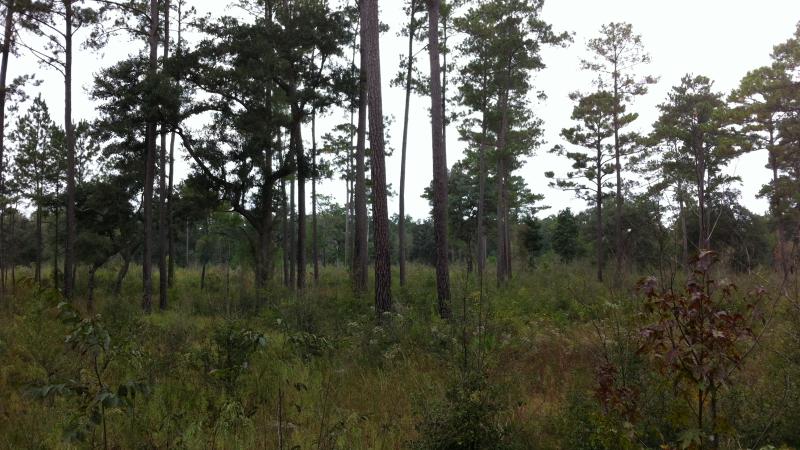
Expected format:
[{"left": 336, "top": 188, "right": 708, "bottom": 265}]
[{"left": 1, "top": 258, "right": 799, "bottom": 449}]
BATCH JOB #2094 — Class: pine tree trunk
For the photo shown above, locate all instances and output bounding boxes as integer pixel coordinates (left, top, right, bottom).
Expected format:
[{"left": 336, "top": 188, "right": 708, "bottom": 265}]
[
  {"left": 142, "top": 0, "right": 159, "bottom": 312},
  {"left": 361, "top": 0, "right": 391, "bottom": 314},
  {"left": 0, "top": 0, "right": 15, "bottom": 302},
  {"left": 612, "top": 68, "right": 623, "bottom": 280},
  {"left": 200, "top": 261, "right": 206, "bottom": 290},
  {"left": 289, "top": 176, "right": 296, "bottom": 289},
  {"left": 398, "top": 1, "right": 416, "bottom": 288},
  {"left": 35, "top": 205, "right": 42, "bottom": 284},
  {"left": 596, "top": 141, "right": 604, "bottom": 282},
  {"left": 53, "top": 203, "right": 59, "bottom": 289},
  {"left": 168, "top": 131, "right": 176, "bottom": 287},
  {"left": 158, "top": 0, "right": 170, "bottom": 310},
  {"left": 769, "top": 127, "right": 786, "bottom": 275},
  {"left": 113, "top": 247, "right": 131, "bottom": 296},
  {"left": 495, "top": 84, "right": 511, "bottom": 286},
  {"left": 87, "top": 265, "right": 97, "bottom": 313},
  {"left": 477, "top": 110, "right": 488, "bottom": 275},
  {"left": 352, "top": 30, "right": 369, "bottom": 294},
  {"left": 345, "top": 29, "right": 358, "bottom": 274},
  {"left": 282, "top": 177, "right": 290, "bottom": 287},
  {"left": 311, "top": 110, "right": 319, "bottom": 285},
  {"left": 426, "top": 0, "right": 450, "bottom": 319},
  {"left": 291, "top": 108, "right": 305, "bottom": 291},
  {"left": 63, "top": 0, "right": 77, "bottom": 300}
]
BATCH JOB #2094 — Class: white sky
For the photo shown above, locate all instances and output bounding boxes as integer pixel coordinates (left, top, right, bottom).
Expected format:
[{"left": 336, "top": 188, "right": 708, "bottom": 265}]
[{"left": 11, "top": 0, "right": 800, "bottom": 219}]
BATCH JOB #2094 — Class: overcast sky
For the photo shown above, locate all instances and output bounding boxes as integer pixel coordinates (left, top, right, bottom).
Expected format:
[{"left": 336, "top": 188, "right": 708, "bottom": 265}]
[{"left": 10, "top": 0, "right": 800, "bottom": 220}]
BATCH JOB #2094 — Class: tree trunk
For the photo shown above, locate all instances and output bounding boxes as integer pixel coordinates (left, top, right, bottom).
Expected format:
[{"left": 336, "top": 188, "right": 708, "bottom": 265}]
[
  {"left": 345, "top": 28, "right": 357, "bottom": 275},
  {"left": 352, "top": 29, "right": 369, "bottom": 294},
  {"left": 495, "top": 86, "right": 511, "bottom": 286},
  {"left": 168, "top": 131, "right": 176, "bottom": 287},
  {"left": 311, "top": 110, "right": 319, "bottom": 285},
  {"left": 291, "top": 107, "right": 305, "bottom": 291},
  {"left": 282, "top": 177, "right": 290, "bottom": 287},
  {"left": 398, "top": 0, "right": 416, "bottom": 288},
  {"left": 767, "top": 127, "right": 786, "bottom": 275},
  {"left": 361, "top": 0, "right": 392, "bottom": 314},
  {"left": 426, "top": 0, "right": 450, "bottom": 319},
  {"left": 0, "top": 0, "right": 15, "bottom": 302},
  {"left": 477, "top": 110, "right": 488, "bottom": 275},
  {"left": 53, "top": 201, "right": 59, "bottom": 289},
  {"left": 679, "top": 188, "right": 688, "bottom": 269},
  {"left": 142, "top": 0, "right": 159, "bottom": 312},
  {"left": 158, "top": 0, "right": 170, "bottom": 310},
  {"left": 113, "top": 248, "right": 131, "bottom": 296},
  {"left": 87, "top": 265, "right": 97, "bottom": 313},
  {"left": 596, "top": 141, "right": 604, "bottom": 282},
  {"left": 200, "top": 261, "right": 206, "bottom": 290},
  {"left": 35, "top": 205, "right": 42, "bottom": 284},
  {"left": 612, "top": 65, "right": 623, "bottom": 280},
  {"left": 63, "top": 0, "right": 77, "bottom": 300},
  {"left": 289, "top": 176, "right": 296, "bottom": 289},
  {"left": 696, "top": 143, "right": 708, "bottom": 250},
  {"left": 167, "top": 0, "right": 182, "bottom": 289}
]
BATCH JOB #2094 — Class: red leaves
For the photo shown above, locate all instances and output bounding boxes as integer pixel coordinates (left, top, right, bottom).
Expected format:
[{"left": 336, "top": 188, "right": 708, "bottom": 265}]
[{"left": 637, "top": 252, "right": 764, "bottom": 406}]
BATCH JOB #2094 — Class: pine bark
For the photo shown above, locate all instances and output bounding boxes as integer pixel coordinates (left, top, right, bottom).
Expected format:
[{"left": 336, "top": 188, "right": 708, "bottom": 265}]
[
  {"left": 291, "top": 107, "right": 305, "bottom": 291},
  {"left": 398, "top": 0, "right": 417, "bottom": 288},
  {"left": 595, "top": 139, "right": 603, "bottom": 282},
  {"left": 476, "top": 112, "right": 488, "bottom": 275},
  {"left": 142, "top": 0, "right": 159, "bottom": 312},
  {"left": 311, "top": 110, "right": 319, "bottom": 284},
  {"left": 0, "top": 0, "right": 15, "bottom": 301},
  {"left": 63, "top": 0, "right": 77, "bottom": 299},
  {"left": 361, "top": 0, "right": 391, "bottom": 314},
  {"left": 426, "top": 0, "right": 451, "bottom": 318},
  {"left": 352, "top": 26, "right": 369, "bottom": 294},
  {"left": 612, "top": 66, "right": 624, "bottom": 278},
  {"left": 158, "top": 0, "right": 170, "bottom": 309}
]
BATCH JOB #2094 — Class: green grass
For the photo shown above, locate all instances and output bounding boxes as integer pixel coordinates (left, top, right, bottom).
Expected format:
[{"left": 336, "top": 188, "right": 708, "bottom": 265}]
[{"left": 0, "top": 258, "right": 798, "bottom": 449}]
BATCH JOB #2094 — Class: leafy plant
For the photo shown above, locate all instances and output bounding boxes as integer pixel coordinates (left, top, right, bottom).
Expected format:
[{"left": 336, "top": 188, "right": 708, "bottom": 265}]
[
  {"left": 30, "top": 299, "right": 148, "bottom": 449},
  {"left": 634, "top": 251, "right": 765, "bottom": 449}
]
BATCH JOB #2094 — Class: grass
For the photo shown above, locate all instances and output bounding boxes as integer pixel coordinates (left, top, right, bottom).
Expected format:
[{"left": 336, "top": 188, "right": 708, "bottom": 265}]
[{"left": 0, "top": 256, "right": 798, "bottom": 449}]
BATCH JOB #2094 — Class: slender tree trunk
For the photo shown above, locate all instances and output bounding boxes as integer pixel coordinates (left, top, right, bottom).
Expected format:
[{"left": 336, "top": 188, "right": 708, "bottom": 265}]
[
  {"left": 158, "top": 0, "right": 170, "bottom": 310},
  {"left": 596, "top": 141, "right": 603, "bottom": 282},
  {"left": 427, "top": 0, "right": 450, "bottom": 318},
  {"left": 476, "top": 111, "right": 488, "bottom": 275},
  {"left": 679, "top": 188, "right": 688, "bottom": 268},
  {"left": 311, "top": 110, "right": 319, "bottom": 285},
  {"left": 142, "top": 0, "right": 159, "bottom": 312},
  {"left": 345, "top": 25, "right": 358, "bottom": 274},
  {"left": 352, "top": 32, "right": 369, "bottom": 294},
  {"left": 113, "top": 248, "right": 131, "bottom": 296},
  {"left": 282, "top": 177, "right": 290, "bottom": 287},
  {"left": 767, "top": 128, "right": 787, "bottom": 275},
  {"left": 495, "top": 86, "right": 511, "bottom": 286},
  {"left": 63, "top": 0, "right": 77, "bottom": 300},
  {"left": 398, "top": 1, "right": 416, "bottom": 288},
  {"left": 185, "top": 218, "right": 189, "bottom": 267},
  {"left": 289, "top": 176, "right": 296, "bottom": 289},
  {"left": 362, "top": 0, "right": 391, "bottom": 314},
  {"left": 291, "top": 107, "right": 306, "bottom": 291},
  {"left": 35, "top": 205, "right": 42, "bottom": 284},
  {"left": 87, "top": 265, "right": 97, "bottom": 312},
  {"left": 612, "top": 66, "right": 623, "bottom": 280},
  {"left": 697, "top": 144, "right": 708, "bottom": 250},
  {"left": 53, "top": 200, "right": 59, "bottom": 289},
  {"left": 200, "top": 261, "right": 206, "bottom": 290},
  {"left": 8, "top": 210, "right": 13, "bottom": 293},
  {"left": 168, "top": 132, "right": 176, "bottom": 286},
  {"left": 0, "top": 0, "right": 15, "bottom": 302}
]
